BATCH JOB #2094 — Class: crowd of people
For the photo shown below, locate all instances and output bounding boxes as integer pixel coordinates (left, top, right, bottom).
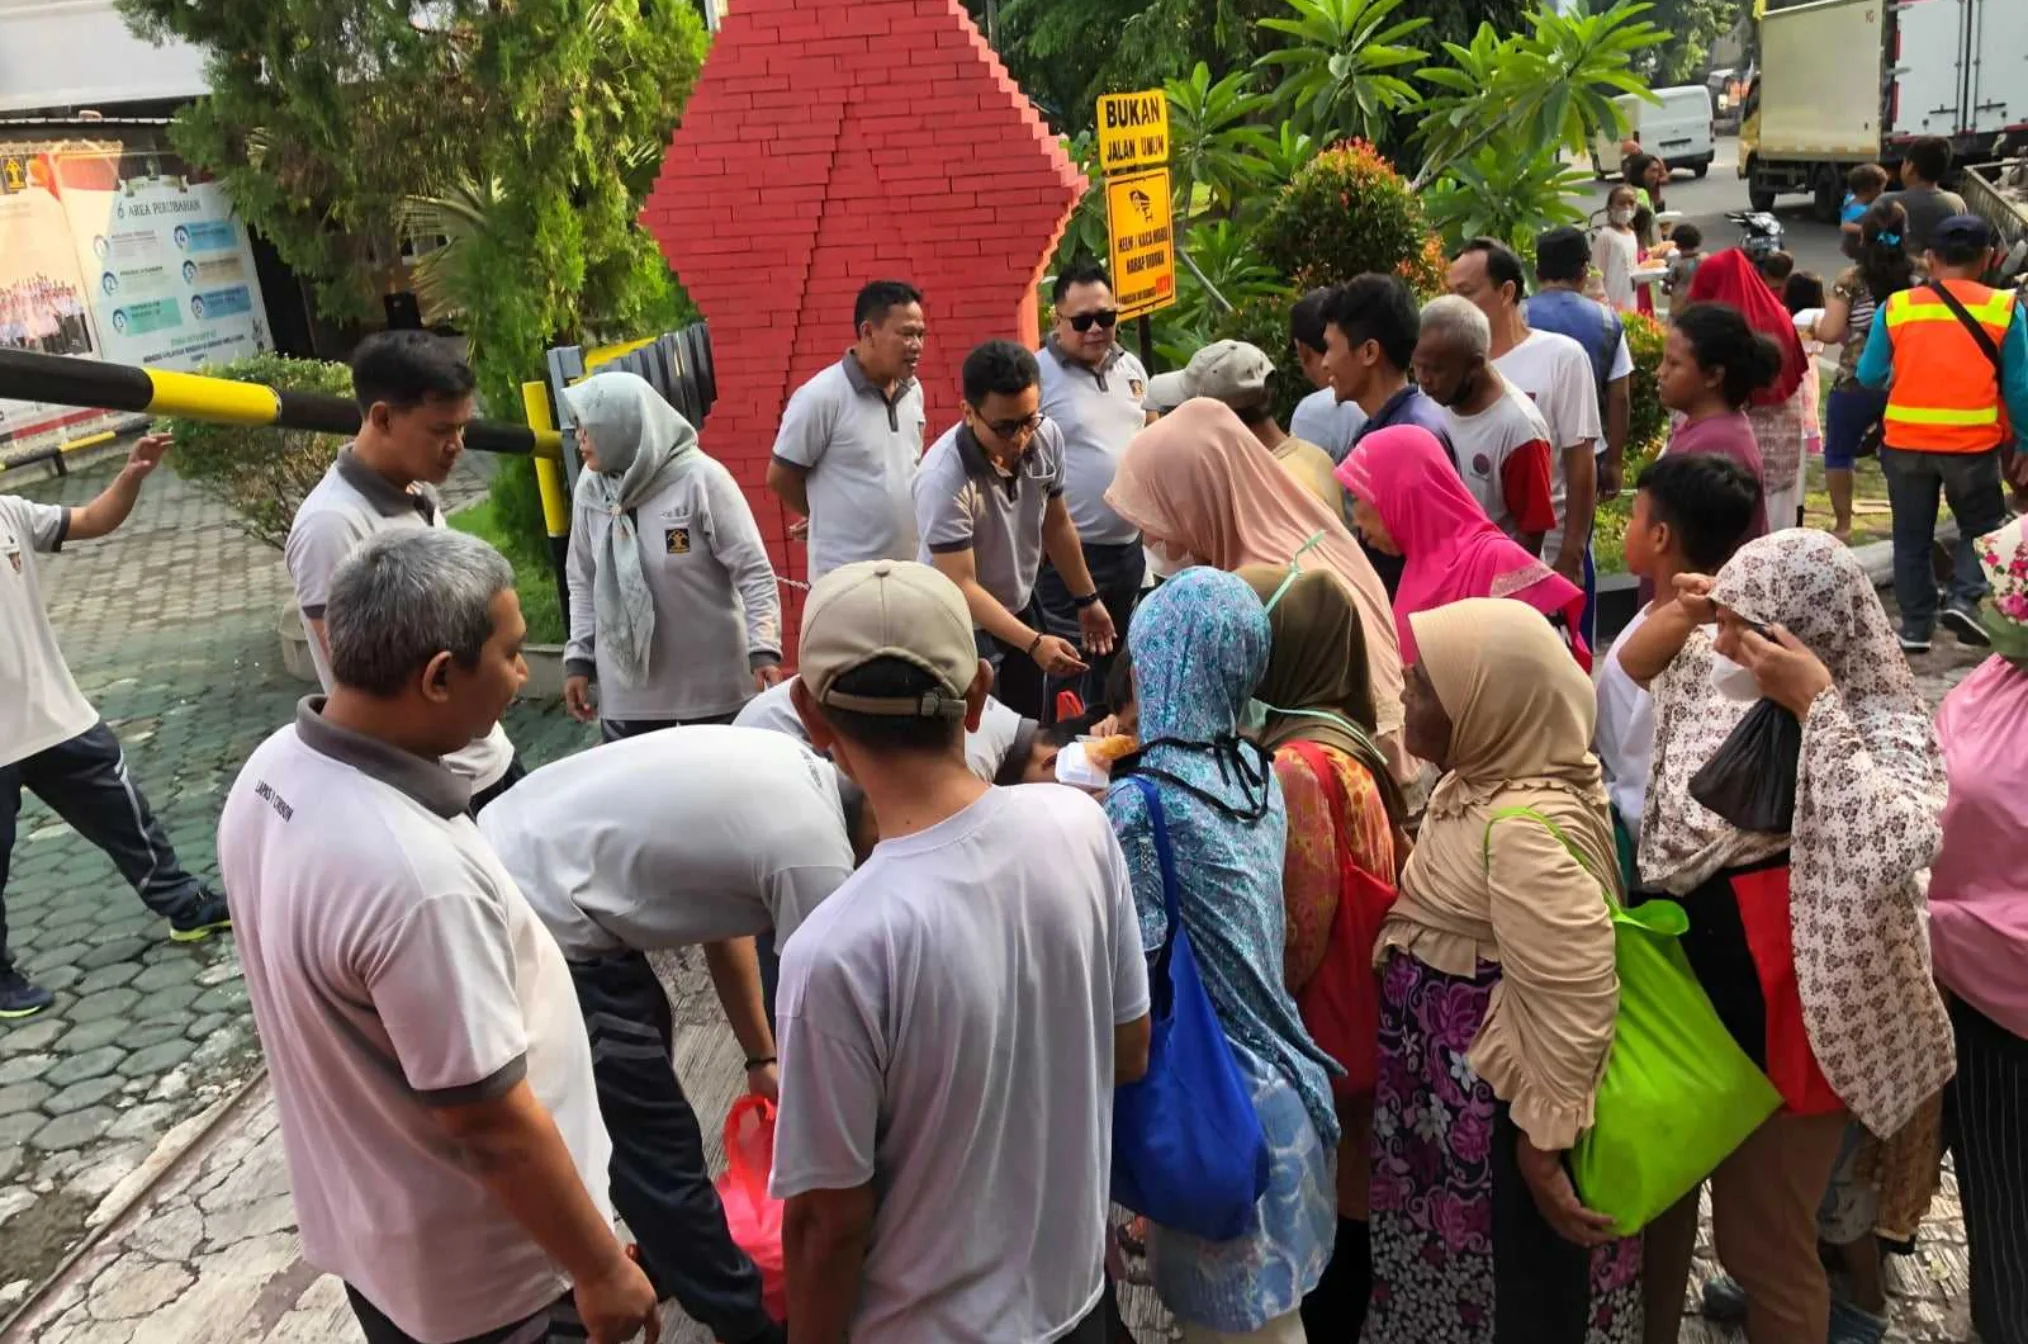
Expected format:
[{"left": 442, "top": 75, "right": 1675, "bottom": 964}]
[{"left": 1, "top": 159, "right": 2025, "bottom": 1344}]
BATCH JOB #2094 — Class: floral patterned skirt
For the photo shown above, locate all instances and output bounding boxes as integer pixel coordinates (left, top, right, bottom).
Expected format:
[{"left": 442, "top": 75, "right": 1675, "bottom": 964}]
[{"left": 1362, "top": 952, "right": 1641, "bottom": 1344}]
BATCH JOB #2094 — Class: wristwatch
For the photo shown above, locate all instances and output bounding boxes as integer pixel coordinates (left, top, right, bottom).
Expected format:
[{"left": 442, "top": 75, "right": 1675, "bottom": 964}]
[{"left": 1071, "top": 591, "right": 1102, "bottom": 609}]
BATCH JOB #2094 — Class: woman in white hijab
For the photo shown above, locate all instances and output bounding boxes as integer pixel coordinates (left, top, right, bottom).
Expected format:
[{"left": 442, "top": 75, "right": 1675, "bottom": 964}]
[{"left": 562, "top": 371, "right": 783, "bottom": 740}]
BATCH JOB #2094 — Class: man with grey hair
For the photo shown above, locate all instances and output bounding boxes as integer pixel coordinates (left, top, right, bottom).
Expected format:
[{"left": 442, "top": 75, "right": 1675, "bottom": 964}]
[
  {"left": 218, "top": 529, "right": 657, "bottom": 1344},
  {"left": 1411, "top": 294, "right": 1557, "bottom": 549}
]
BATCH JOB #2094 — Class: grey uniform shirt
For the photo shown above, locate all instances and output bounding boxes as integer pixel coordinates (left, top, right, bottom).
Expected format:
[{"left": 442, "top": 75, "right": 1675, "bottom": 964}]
[
  {"left": 285, "top": 450, "right": 515, "bottom": 789},
  {"left": 478, "top": 726, "right": 855, "bottom": 957},
  {"left": 1291, "top": 387, "right": 1369, "bottom": 465},
  {"left": 564, "top": 457, "right": 782, "bottom": 723},
  {"left": 1037, "top": 339, "right": 1149, "bottom": 546},
  {"left": 218, "top": 701, "right": 611, "bottom": 1343},
  {"left": 772, "top": 355, "right": 926, "bottom": 579},
  {"left": 914, "top": 419, "right": 1066, "bottom": 614},
  {"left": 1881, "top": 186, "right": 1969, "bottom": 257},
  {"left": 0, "top": 496, "right": 96, "bottom": 769}
]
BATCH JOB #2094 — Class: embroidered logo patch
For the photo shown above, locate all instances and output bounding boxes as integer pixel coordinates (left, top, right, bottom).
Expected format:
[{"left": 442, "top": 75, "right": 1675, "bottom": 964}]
[{"left": 665, "top": 527, "right": 691, "bottom": 555}]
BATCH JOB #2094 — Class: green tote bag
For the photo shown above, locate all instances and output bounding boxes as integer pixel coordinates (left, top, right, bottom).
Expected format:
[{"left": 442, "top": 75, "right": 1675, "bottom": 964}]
[{"left": 1484, "top": 806, "right": 1782, "bottom": 1236}]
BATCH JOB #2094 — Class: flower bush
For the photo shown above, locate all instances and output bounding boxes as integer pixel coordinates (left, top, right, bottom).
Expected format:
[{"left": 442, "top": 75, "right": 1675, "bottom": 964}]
[
  {"left": 1623, "top": 308, "right": 1668, "bottom": 458},
  {"left": 1257, "top": 140, "right": 1447, "bottom": 297}
]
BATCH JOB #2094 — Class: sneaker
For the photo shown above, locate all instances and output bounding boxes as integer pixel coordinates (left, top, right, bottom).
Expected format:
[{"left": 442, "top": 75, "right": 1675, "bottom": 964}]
[
  {"left": 169, "top": 892, "right": 233, "bottom": 944},
  {"left": 1701, "top": 1274, "right": 1748, "bottom": 1323},
  {"left": 1828, "top": 1296, "right": 1889, "bottom": 1344},
  {"left": 1898, "top": 629, "right": 1933, "bottom": 654},
  {"left": 0, "top": 966, "right": 55, "bottom": 1020},
  {"left": 1940, "top": 604, "right": 1992, "bottom": 648}
]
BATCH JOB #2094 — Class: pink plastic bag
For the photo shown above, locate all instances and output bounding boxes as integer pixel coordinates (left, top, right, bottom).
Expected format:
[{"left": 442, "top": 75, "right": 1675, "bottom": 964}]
[{"left": 717, "top": 1095, "right": 787, "bottom": 1321}]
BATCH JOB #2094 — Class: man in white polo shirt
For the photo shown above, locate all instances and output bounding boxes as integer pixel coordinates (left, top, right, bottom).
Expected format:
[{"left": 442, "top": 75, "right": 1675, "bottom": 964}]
[
  {"left": 767, "top": 280, "right": 928, "bottom": 579},
  {"left": 219, "top": 529, "right": 657, "bottom": 1344},
  {"left": 773, "top": 559, "right": 1150, "bottom": 1343},
  {"left": 1037, "top": 262, "right": 1150, "bottom": 712},
  {"left": 915, "top": 339, "right": 1113, "bottom": 722},
  {"left": 285, "top": 330, "right": 521, "bottom": 812},
  {"left": 480, "top": 727, "right": 869, "bottom": 1344},
  {"left": 1, "top": 434, "right": 231, "bottom": 1019}
]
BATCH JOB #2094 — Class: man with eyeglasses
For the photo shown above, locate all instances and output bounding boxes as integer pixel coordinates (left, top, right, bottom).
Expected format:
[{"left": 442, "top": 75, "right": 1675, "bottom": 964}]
[
  {"left": 915, "top": 341, "right": 1114, "bottom": 721},
  {"left": 1036, "top": 263, "right": 1151, "bottom": 713}
]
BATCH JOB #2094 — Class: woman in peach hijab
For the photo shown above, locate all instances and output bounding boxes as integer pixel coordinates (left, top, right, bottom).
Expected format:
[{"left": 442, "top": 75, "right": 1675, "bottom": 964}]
[{"left": 1107, "top": 397, "right": 1408, "bottom": 778}]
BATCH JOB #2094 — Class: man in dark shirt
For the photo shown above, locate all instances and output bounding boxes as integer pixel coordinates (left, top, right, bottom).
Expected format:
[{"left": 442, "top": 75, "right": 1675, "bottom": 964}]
[{"left": 1882, "top": 137, "right": 1969, "bottom": 258}]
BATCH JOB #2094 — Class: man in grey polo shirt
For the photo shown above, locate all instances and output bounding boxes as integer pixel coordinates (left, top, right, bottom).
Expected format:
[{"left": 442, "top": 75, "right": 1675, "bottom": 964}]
[
  {"left": 285, "top": 330, "right": 522, "bottom": 812},
  {"left": 916, "top": 340, "right": 1113, "bottom": 722},
  {"left": 1036, "top": 262, "right": 1150, "bottom": 711},
  {"left": 219, "top": 529, "right": 658, "bottom": 1344},
  {"left": 767, "top": 280, "right": 927, "bottom": 579}
]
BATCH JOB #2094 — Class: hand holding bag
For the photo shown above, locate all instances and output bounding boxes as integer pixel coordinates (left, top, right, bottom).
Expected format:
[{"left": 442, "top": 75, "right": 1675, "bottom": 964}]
[
  {"left": 1485, "top": 807, "right": 1782, "bottom": 1236},
  {"left": 1688, "top": 698, "right": 1802, "bottom": 833},
  {"left": 1111, "top": 776, "right": 1271, "bottom": 1241},
  {"left": 715, "top": 1095, "right": 788, "bottom": 1321}
]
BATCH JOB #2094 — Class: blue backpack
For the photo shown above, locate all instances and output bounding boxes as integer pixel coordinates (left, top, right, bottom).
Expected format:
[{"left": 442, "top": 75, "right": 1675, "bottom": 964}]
[{"left": 1110, "top": 776, "right": 1270, "bottom": 1241}]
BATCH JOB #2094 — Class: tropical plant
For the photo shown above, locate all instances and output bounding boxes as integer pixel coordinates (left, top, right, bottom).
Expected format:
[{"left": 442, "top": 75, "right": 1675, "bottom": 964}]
[
  {"left": 1154, "top": 217, "right": 1293, "bottom": 360},
  {"left": 1163, "top": 63, "right": 1277, "bottom": 218},
  {"left": 157, "top": 353, "right": 353, "bottom": 550},
  {"left": 1258, "top": 120, "right": 1324, "bottom": 187},
  {"left": 1422, "top": 140, "right": 1593, "bottom": 252},
  {"left": 1257, "top": 140, "right": 1447, "bottom": 295},
  {"left": 1622, "top": 307, "right": 1669, "bottom": 457},
  {"left": 1051, "top": 133, "right": 1111, "bottom": 271},
  {"left": 1255, "top": 0, "right": 1430, "bottom": 144}
]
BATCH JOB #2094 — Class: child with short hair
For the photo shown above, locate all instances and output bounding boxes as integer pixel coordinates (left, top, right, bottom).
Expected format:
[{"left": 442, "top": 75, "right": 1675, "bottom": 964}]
[
  {"left": 1843, "top": 163, "right": 1890, "bottom": 253},
  {"left": 1663, "top": 222, "right": 1704, "bottom": 305},
  {"left": 1594, "top": 183, "right": 1642, "bottom": 312},
  {"left": 1755, "top": 248, "right": 1796, "bottom": 290}
]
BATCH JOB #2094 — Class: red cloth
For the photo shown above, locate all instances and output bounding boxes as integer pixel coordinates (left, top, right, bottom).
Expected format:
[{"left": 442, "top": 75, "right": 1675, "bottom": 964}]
[
  {"left": 1499, "top": 440, "right": 1558, "bottom": 535},
  {"left": 1684, "top": 248, "right": 1810, "bottom": 405},
  {"left": 1729, "top": 865, "right": 1842, "bottom": 1116},
  {"left": 1339, "top": 426, "right": 1590, "bottom": 670}
]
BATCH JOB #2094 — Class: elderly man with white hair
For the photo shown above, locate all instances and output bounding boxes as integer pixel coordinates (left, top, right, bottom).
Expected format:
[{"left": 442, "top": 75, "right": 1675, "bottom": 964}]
[
  {"left": 1409, "top": 294, "right": 1559, "bottom": 553},
  {"left": 218, "top": 529, "right": 657, "bottom": 1344}
]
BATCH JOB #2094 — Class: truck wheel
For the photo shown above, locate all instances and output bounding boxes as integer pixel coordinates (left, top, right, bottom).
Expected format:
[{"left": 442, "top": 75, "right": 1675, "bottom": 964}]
[
  {"left": 1811, "top": 166, "right": 1842, "bottom": 224},
  {"left": 1749, "top": 179, "right": 1778, "bottom": 212},
  {"left": 1693, "top": 158, "right": 1711, "bottom": 179}
]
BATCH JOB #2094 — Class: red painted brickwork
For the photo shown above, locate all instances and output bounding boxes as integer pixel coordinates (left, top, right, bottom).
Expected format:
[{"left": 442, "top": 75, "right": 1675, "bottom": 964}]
[{"left": 641, "top": 0, "right": 1086, "bottom": 645}]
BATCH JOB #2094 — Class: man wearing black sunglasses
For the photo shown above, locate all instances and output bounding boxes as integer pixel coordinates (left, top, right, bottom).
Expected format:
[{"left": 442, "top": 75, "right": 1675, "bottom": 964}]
[
  {"left": 915, "top": 341, "right": 1114, "bottom": 721},
  {"left": 1037, "top": 263, "right": 1152, "bottom": 713}
]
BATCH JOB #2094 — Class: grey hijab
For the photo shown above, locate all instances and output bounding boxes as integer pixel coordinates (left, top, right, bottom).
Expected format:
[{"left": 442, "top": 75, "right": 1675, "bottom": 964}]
[{"left": 565, "top": 371, "right": 702, "bottom": 687}]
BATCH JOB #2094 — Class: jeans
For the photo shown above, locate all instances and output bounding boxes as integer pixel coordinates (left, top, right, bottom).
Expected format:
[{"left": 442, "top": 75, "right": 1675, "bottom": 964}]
[
  {"left": 567, "top": 950, "right": 777, "bottom": 1344},
  {"left": 1879, "top": 447, "right": 2007, "bottom": 635},
  {"left": 345, "top": 1286, "right": 582, "bottom": 1344},
  {"left": 1, "top": 720, "right": 209, "bottom": 972},
  {"left": 1036, "top": 542, "right": 1145, "bottom": 712}
]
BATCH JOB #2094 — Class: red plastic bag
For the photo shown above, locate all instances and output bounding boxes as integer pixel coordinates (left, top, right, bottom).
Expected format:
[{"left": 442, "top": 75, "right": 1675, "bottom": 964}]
[{"left": 717, "top": 1095, "right": 787, "bottom": 1321}]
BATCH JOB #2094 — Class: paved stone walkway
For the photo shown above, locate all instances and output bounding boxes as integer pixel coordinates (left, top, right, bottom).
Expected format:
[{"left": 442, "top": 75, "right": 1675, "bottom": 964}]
[
  {"left": 0, "top": 456, "right": 594, "bottom": 1297},
  {"left": 0, "top": 450, "right": 1999, "bottom": 1341}
]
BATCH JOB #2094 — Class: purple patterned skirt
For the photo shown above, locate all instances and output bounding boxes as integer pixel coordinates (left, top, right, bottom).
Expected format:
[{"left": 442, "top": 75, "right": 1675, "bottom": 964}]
[{"left": 1362, "top": 951, "right": 1641, "bottom": 1344}]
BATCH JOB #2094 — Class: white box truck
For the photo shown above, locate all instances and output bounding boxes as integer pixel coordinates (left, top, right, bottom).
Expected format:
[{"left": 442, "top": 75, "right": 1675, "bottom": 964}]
[{"left": 1739, "top": 0, "right": 2028, "bottom": 219}]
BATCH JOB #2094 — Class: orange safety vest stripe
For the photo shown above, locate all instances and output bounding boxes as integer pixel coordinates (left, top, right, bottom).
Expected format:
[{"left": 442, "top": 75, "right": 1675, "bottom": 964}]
[{"left": 1883, "top": 284, "right": 2013, "bottom": 453}]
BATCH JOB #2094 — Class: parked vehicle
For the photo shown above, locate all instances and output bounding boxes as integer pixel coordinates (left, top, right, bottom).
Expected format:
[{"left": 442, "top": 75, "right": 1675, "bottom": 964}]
[
  {"left": 1739, "top": 0, "right": 2028, "bottom": 220},
  {"left": 1594, "top": 86, "right": 1717, "bottom": 180}
]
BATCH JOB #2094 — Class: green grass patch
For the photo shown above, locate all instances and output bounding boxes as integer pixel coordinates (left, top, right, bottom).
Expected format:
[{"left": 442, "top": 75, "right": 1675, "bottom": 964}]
[{"left": 449, "top": 497, "right": 567, "bottom": 644}]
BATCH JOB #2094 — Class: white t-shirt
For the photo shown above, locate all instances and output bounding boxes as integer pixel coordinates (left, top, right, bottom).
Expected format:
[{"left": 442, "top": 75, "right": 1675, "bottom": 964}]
[
  {"left": 1593, "top": 227, "right": 1641, "bottom": 314},
  {"left": 0, "top": 496, "right": 96, "bottom": 768},
  {"left": 1496, "top": 330, "right": 1605, "bottom": 566},
  {"left": 287, "top": 451, "right": 515, "bottom": 789},
  {"left": 219, "top": 704, "right": 611, "bottom": 1343},
  {"left": 1594, "top": 606, "right": 1655, "bottom": 838},
  {"left": 732, "top": 678, "right": 1031, "bottom": 784},
  {"left": 479, "top": 726, "right": 855, "bottom": 958},
  {"left": 1444, "top": 380, "right": 1558, "bottom": 539},
  {"left": 771, "top": 785, "right": 1150, "bottom": 1344}
]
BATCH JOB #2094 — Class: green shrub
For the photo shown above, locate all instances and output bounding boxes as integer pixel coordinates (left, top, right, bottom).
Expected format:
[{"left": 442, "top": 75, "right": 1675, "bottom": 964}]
[
  {"left": 1258, "top": 139, "right": 1447, "bottom": 297},
  {"left": 1209, "top": 294, "right": 1313, "bottom": 428},
  {"left": 1624, "top": 308, "right": 1669, "bottom": 458},
  {"left": 160, "top": 352, "right": 355, "bottom": 550}
]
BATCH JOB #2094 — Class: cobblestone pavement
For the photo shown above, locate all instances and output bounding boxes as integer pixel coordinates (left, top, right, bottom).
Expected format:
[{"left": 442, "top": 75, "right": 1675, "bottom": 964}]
[
  {"left": 0, "top": 455, "right": 594, "bottom": 1295},
  {"left": 0, "top": 450, "right": 1999, "bottom": 1339}
]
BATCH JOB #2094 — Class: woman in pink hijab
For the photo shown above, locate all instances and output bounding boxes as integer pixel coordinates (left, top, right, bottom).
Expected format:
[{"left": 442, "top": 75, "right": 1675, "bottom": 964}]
[{"left": 1338, "top": 425, "right": 1591, "bottom": 671}]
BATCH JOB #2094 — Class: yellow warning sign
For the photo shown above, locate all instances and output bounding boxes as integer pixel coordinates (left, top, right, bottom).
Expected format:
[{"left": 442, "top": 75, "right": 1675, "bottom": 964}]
[
  {"left": 1097, "top": 90, "right": 1169, "bottom": 175},
  {"left": 1104, "top": 167, "right": 1176, "bottom": 321}
]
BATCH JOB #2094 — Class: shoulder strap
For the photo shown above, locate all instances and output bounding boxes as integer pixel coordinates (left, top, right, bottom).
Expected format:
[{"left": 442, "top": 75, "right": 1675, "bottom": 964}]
[
  {"left": 1482, "top": 804, "right": 1688, "bottom": 936},
  {"left": 1926, "top": 281, "right": 2004, "bottom": 374},
  {"left": 1284, "top": 739, "right": 1352, "bottom": 858},
  {"left": 1126, "top": 775, "right": 1182, "bottom": 952}
]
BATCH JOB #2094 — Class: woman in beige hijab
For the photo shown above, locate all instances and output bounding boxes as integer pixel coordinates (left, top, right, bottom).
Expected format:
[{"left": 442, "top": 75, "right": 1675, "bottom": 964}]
[
  {"left": 1106, "top": 397, "right": 1409, "bottom": 779},
  {"left": 1364, "top": 598, "right": 1638, "bottom": 1344}
]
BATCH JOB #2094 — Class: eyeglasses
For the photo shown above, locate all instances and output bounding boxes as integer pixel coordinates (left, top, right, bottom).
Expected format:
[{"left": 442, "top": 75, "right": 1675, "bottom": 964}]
[
  {"left": 983, "top": 413, "right": 1043, "bottom": 440},
  {"left": 1067, "top": 310, "right": 1120, "bottom": 332}
]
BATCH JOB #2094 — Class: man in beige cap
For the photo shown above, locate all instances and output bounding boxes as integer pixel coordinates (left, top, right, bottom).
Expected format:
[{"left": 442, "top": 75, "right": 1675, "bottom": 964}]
[
  {"left": 1146, "top": 338, "right": 1344, "bottom": 513},
  {"left": 774, "top": 559, "right": 1150, "bottom": 1344}
]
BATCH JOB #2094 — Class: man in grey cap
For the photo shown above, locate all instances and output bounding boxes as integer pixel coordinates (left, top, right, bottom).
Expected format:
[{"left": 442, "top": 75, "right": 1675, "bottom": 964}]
[
  {"left": 773, "top": 559, "right": 1149, "bottom": 1344},
  {"left": 1147, "top": 338, "right": 1344, "bottom": 513}
]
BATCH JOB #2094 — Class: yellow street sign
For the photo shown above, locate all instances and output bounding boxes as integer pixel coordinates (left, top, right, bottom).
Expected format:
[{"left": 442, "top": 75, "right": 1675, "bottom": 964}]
[
  {"left": 1097, "top": 90, "right": 1169, "bottom": 175},
  {"left": 1104, "top": 167, "right": 1176, "bottom": 321}
]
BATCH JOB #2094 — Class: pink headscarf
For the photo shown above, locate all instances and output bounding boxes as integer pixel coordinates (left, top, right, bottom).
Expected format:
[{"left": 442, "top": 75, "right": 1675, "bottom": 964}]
[{"left": 1338, "top": 425, "right": 1590, "bottom": 671}]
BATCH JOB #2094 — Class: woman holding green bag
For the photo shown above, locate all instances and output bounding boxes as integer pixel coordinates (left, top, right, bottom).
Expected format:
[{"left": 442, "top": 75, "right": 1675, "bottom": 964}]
[
  {"left": 1627, "top": 529, "right": 1953, "bottom": 1344},
  {"left": 1364, "top": 598, "right": 1640, "bottom": 1344}
]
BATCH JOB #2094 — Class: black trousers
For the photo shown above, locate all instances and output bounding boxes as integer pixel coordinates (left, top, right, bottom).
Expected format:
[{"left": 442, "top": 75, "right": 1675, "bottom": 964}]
[
  {"left": 568, "top": 949, "right": 775, "bottom": 1344},
  {"left": 1036, "top": 542, "right": 1144, "bottom": 712},
  {"left": 346, "top": 1286, "right": 582, "bottom": 1344},
  {"left": 978, "top": 594, "right": 1056, "bottom": 724},
  {"left": 1, "top": 720, "right": 206, "bottom": 972},
  {"left": 1946, "top": 994, "right": 2028, "bottom": 1344},
  {"left": 468, "top": 754, "right": 526, "bottom": 818},
  {"left": 600, "top": 709, "right": 740, "bottom": 744}
]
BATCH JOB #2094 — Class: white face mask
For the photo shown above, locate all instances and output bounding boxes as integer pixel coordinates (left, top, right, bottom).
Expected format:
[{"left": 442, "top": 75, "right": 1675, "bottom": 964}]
[
  {"left": 1609, "top": 206, "right": 1635, "bottom": 226},
  {"left": 1709, "top": 650, "right": 1763, "bottom": 703}
]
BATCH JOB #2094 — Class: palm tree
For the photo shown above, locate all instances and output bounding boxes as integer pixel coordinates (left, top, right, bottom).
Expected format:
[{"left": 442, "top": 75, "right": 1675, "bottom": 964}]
[{"left": 1254, "top": 0, "right": 1429, "bottom": 145}]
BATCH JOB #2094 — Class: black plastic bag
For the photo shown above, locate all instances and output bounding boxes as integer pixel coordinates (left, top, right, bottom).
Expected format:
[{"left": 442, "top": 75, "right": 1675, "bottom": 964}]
[{"left": 1689, "top": 699, "right": 1801, "bottom": 833}]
